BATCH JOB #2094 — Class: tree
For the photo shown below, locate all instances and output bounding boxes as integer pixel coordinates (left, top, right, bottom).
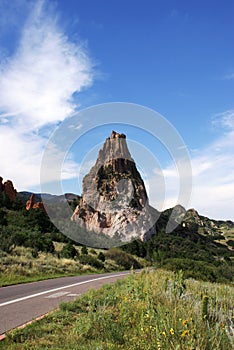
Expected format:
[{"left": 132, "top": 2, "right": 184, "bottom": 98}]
[
  {"left": 0, "top": 209, "right": 7, "bottom": 226},
  {"left": 0, "top": 192, "right": 12, "bottom": 209}
]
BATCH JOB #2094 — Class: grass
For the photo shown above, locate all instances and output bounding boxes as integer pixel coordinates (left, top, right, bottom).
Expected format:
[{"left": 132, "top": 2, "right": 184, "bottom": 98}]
[
  {"left": 0, "top": 245, "right": 148, "bottom": 287},
  {"left": 1, "top": 269, "right": 233, "bottom": 349}
]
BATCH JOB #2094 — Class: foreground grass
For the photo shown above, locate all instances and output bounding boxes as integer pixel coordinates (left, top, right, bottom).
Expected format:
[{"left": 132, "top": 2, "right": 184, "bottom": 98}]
[
  {"left": 0, "top": 245, "right": 147, "bottom": 287},
  {"left": 2, "top": 269, "right": 233, "bottom": 349}
]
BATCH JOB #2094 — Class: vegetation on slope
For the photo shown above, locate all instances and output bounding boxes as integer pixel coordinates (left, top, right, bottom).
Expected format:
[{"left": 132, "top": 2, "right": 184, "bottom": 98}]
[
  {"left": 1, "top": 269, "right": 233, "bottom": 349},
  {"left": 122, "top": 219, "right": 234, "bottom": 283},
  {"left": 0, "top": 244, "right": 146, "bottom": 287},
  {"left": 0, "top": 193, "right": 233, "bottom": 285}
]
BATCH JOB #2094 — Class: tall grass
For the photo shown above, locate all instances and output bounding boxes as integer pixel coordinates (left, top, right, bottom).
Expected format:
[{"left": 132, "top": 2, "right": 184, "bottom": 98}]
[
  {"left": 0, "top": 245, "right": 147, "bottom": 286},
  {"left": 2, "top": 269, "right": 233, "bottom": 349}
]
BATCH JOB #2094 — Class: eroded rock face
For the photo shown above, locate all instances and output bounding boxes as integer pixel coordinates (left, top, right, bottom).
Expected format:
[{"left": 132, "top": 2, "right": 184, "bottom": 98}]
[
  {"left": 26, "top": 194, "right": 35, "bottom": 210},
  {"left": 26, "top": 193, "right": 44, "bottom": 211},
  {"left": 0, "top": 177, "right": 17, "bottom": 202},
  {"left": 71, "top": 131, "right": 156, "bottom": 242}
]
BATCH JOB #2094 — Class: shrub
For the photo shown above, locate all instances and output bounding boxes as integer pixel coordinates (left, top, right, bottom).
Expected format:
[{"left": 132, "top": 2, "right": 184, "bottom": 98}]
[
  {"left": 98, "top": 252, "right": 106, "bottom": 262},
  {"left": 79, "top": 254, "right": 104, "bottom": 269},
  {"left": 60, "top": 243, "right": 79, "bottom": 259},
  {"left": 0, "top": 226, "right": 14, "bottom": 253},
  {"left": 105, "top": 248, "right": 142, "bottom": 269},
  {"left": 81, "top": 246, "right": 88, "bottom": 255}
]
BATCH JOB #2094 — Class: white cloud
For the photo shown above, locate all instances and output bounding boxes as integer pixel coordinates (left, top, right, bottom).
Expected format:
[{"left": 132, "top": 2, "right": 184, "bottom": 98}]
[
  {"left": 212, "top": 110, "right": 234, "bottom": 131},
  {"left": 0, "top": 0, "right": 94, "bottom": 190},
  {"left": 149, "top": 110, "right": 234, "bottom": 220},
  {"left": 0, "top": 0, "right": 93, "bottom": 129},
  {"left": 0, "top": 125, "right": 45, "bottom": 189}
]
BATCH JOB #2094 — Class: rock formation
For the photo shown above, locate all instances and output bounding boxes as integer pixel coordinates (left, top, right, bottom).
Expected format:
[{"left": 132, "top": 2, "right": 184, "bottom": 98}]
[
  {"left": 71, "top": 131, "right": 157, "bottom": 242},
  {"left": 26, "top": 193, "right": 44, "bottom": 211},
  {"left": 0, "top": 177, "right": 17, "bottom": 202}
]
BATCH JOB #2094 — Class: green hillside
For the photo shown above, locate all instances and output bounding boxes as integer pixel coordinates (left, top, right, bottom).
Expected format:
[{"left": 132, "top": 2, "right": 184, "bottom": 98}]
[{"left": 0, "top": 192, "right": 233, "bottom": 285}]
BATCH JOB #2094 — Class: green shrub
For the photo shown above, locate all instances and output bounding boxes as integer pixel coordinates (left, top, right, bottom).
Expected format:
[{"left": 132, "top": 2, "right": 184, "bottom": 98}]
[
  {"left": 60, "top": 243, "right": 79, "bottom": 259},
  {"left": 97, "top": 251, "right": 105, "bottom": 262},
  {"left": 0, "top": 226, "right": 14, "bottom": 253},
  {"left": 79, "top": 254, "right": 104, "bottom": 269},
  {"left": 81, "top": 246, "right": 88, "bottom": 255},
  {"left": 105, "top": 248, "right": 142, "bottom": 269}
]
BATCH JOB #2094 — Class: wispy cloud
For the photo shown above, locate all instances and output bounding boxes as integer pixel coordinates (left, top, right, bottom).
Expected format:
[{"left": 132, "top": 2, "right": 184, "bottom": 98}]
[
  {"left": 0, "top": 0, "right": 94, "bottom": 189},
  {"left": 149, "top": 110, "right": 234, "bottom": 220},
  {"left": 212, "top": 110, "right": 234, "bottom": 130},
  {"left": 0, "top": 0, "right": 93, "bottom": 129}
]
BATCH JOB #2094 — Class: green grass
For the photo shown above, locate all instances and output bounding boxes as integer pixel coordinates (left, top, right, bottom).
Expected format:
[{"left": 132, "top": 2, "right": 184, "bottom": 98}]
[
  {"left": 1, "top": 269, "right": 233, "bottom": 349},
  {"left": 0, "top": 245, "right": 148, "bottom": 287}
]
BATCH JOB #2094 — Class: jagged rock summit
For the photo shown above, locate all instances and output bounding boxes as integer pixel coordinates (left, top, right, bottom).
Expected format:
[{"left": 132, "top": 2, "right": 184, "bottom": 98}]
[
  {"left": 71, "top": 131, "right": 156, "bottom": 242},
  {"left": 0, "top": 176, "right": 17, "bottom": 202}
]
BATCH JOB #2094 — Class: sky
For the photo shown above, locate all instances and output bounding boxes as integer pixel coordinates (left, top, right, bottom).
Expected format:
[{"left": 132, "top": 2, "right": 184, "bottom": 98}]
[{"left": 0, "top": 0, "right": 233, "bottom": 220}]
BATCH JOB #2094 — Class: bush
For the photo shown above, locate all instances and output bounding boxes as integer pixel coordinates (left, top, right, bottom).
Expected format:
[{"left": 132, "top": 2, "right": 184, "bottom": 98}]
[
  {"left": 60, "top": 243, "right": 79, "bottom": 259},
  {"left": 0, "top": 226, "right": 14, "bottom": 253},
  {"left": 98, "top": 252, "right": 106, "bottom": 262},
  {"left": 27, "top": 233, "right": 55, "bottom": 254},
  {"left": 227, "top": 240, "right": 234, "bottom": 248},
  {"left": 79, "top": 254, "right": 104, "bottom": 269},
  {"left": 105, "top": 248, "right": 142, "bottom": 269},
  {"left": 81, "top": 246, "right": 88, "bottom": 255},
  {"left": 161, "top": 258, "right": 234, "bottom": 283}
]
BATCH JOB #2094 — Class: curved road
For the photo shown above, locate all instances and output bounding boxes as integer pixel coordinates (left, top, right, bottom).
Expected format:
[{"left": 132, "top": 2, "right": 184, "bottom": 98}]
[{"left": 0, "top": 270, "right": 137, "bottom": 336}]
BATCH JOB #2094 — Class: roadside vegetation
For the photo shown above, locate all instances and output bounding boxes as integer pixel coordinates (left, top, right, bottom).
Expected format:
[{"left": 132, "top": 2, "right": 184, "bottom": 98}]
[
  {"left": 0, "top": 244, "right": 146, "bottom": 287},
  {"left": 1, "top": 269, "right": 233, "bottom": 349}
]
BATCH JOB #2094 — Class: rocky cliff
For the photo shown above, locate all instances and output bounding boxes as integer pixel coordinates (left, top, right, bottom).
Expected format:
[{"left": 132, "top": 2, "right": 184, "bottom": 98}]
[
  {"left": 0, "top": 176, "right": 17, "bottom": 202},
  {"left": 71, "top": 131, "right": 157, "bottom": 242},
  {"left": 163, "top": 204, "right": 234, "bottom": 238}
]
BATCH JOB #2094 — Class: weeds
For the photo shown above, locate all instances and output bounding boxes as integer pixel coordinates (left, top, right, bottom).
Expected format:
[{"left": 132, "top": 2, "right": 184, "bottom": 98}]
[
  {"left": 2, "top": 269, "right": 233, "bottom": 349},
  {"left": 0, "top": 245, "right": 147, "bottom": 286}
]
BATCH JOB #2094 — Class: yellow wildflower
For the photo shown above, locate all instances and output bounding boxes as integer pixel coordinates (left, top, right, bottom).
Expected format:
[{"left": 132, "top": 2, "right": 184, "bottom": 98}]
[
  {"left": 170, "top": 328, "right": 175, "bottom": 335},
  {"left": 162, "top": 331, "right": 166, "bottom": 337},
  {"left": 182, "top": 319, "right": 188, "bottom": 326},
  {"left": 181, "top": 329, "right": 189, "bottom": 337}
]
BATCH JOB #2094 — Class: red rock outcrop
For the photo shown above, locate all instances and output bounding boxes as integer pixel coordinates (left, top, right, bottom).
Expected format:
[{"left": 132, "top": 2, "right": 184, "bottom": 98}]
[
  {"left": 0, "top": 177, "right": 17, "bottom": 202},
  {"left": 26, "top": 194, "right": 35, "bottom": 210},
  {"left": 32, "top": 202, "right": 44, "bottom": 210},
  {"left": 26, "top": 193, "right": 44, "bottom": 211}
]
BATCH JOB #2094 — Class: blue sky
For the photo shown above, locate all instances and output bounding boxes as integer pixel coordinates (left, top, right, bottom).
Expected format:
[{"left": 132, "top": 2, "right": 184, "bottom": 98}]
[{"left": 0, "top": 0, "right": 233, "bottom": 220}]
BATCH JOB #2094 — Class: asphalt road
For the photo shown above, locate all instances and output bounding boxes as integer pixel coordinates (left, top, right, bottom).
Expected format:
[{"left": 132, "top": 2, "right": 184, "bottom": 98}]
[{"left": 0, "top": 270, "right": 136, "bottom": 335}]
